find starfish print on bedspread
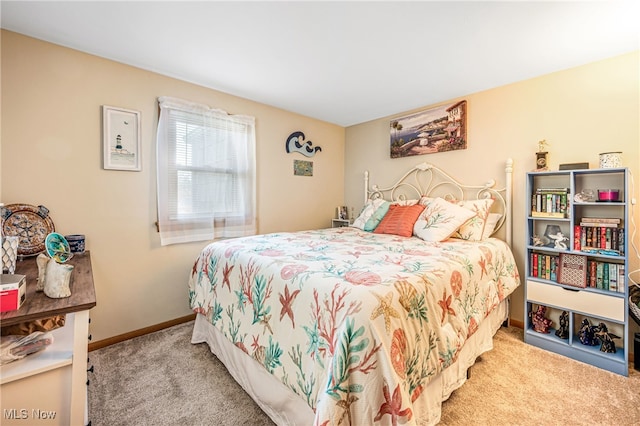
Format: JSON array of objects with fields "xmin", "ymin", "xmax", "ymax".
[
  {"xmin": 437, "ymin": 290, "xmax": 456, "ymax": 324},
  {"xmin": 279, "ymin": 284, "xmax": 301, "ymax": 328},
  {"xmin": 370, "ymin": 292, "xmax": 400, "ymax": 333},
  {"xmin": 374, "ymin": 381, "xmax": 413, "ymax": 426}
]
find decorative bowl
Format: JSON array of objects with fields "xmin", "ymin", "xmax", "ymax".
[{"xmin": 45, "ymin": 232, "xmax": 73, "ymax": 263}]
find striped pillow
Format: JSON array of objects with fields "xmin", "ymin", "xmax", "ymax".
[{"xmin": 373, "ymin": 204, "xmax": 425, "ymax": 237}]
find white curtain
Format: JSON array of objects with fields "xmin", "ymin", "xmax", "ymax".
[{"xmin": 156, "ymin": 96, "xmax": 256, "ymax": 246}]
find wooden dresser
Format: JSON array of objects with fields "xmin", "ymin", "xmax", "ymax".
[{"xmin": 1, "ymin": 251, "xmax": 96, "ymax": 425}]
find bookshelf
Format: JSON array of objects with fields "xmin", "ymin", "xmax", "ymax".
[{"xmin": 524, "ymin": 168, "xmax": 629, "ymax": 376}]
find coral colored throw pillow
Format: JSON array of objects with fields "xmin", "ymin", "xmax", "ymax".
[{"xmin": 373, "ymin": 204, "xmax": 425, "ymax": 237}]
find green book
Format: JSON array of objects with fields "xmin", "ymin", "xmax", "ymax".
[{"xmin": 596, "ymin": 262, "xmax": 604, "ymax": 289}]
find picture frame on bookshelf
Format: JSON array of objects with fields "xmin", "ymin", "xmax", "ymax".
[{"xmin": 557, "ymin": 253, "xmax": 587, "ymax": 288}]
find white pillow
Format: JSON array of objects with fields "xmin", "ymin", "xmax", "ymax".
[
  {"xmin": 351, "ymin": 198, "xmax": 387, "ymax": 230},
  {"xmin": 452, "ymin": 198, "xmax": 495, "ymax": 241},
  {"xmin": 413, "ymin": 197, "xmax": 476, "ymax": 242},
  {"xmin": 482, "ymin": 213, "xmax": 502, "ymax": 239}
]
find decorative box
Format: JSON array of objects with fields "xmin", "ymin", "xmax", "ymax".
[
  {"xmin": 557, "ymin": 254, "xmax": 587, "ymax": 288},
  {"xmin": 0, "ymin": 274, "xmax": 27, "ymax": 313}
]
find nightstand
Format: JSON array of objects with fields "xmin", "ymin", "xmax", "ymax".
[{"xmin": 331, "ymin": 219, "xmax": 351, "ymax": 228}]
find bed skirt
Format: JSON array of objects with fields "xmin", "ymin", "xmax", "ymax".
[{"xmin": 191, "ymin": 299, "xmax": 508, "ymax": 426}]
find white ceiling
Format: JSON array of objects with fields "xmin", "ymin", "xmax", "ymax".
[{"xmin": 1, "ymin": 1, "xmax": 638, "ymax": 127}]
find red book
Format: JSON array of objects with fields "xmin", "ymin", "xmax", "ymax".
[
  {"xmin": 600, "ymin": 227, "xmax": 606, "ymax": 249},
  {"xmin": 573, "ymin": 225, "xmax": 581, "ymax": 251}
]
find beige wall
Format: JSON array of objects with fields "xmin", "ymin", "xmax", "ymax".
[
  {"xmin": 1, "ymin": 31, "xmax": 345, "ymax": 342},
  {"xmin": 345, "ymin": 51, "xmax": 640, "ymax": 336},
  {"xmin": 2, "ymin": 29, "xmax": 638, "ymax": 344}
]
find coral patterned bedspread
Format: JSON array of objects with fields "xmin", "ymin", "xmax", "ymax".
[{"xmin": 188, "ymin": 227, "xmax": 520, "ymax": 425}]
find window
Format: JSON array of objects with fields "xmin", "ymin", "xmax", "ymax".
[{"xmin": 156, "ymin": 97, "xmax": 256, "ymax": 245}]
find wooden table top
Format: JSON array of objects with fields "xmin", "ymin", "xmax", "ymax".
[{"xmin": 0, "ymin": 251, "xmax": 97, "ymax": 327}]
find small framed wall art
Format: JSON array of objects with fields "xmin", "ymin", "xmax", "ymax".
[
  {"xmin": 102, "ymin": 105, "xmax": 141, "ymax": 171},
  {"xmin": 293, "ymin": 159, "xmax": 313, "ymax": 176}
]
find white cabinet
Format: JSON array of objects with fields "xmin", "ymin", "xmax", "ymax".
[
  {"xmin": 524, "ymin": 169, "xmax": 629, "ymax": 376},
  {"xmin": 1, "ymin": 252, "xmax": 96, "ymax": 425}
]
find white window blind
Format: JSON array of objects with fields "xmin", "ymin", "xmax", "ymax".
[{"xmin": 156, "ymin": 96, "xmax": 256, "ymax": 246}]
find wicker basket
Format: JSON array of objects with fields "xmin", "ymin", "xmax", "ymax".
[{"xmin": 630, "ymin": 283, "xmax": 640, "ymax": 327}]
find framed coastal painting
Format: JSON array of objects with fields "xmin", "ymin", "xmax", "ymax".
[
  {"xmin": 390, "ymin": 100, "xmax": 467, "ymax": 159},
  {"xmin": 102, "ymin": 105, "xmax": 141, "ymax": 171}
]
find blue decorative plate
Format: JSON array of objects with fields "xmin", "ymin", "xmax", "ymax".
[{"xmin": 45, "ymin": 232, "xmax": 73, "ymax": 263}]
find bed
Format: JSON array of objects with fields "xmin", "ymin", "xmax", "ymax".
[{"xmin": 189, "ymin": 159, "xmax": 520, "ymax": 425}]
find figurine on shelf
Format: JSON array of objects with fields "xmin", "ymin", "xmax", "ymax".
[
  {"xmin": 531, "ymin": 305, "xmax": 552, "ymax": 333},
  {"xmin": 555, "ymin": 311, "xmax": 569, "ymax": 339},
  {"xmin": 547, "ymin": 231, "xmax": 568, "ymax": 250},
  {"xmin": 578, "ymin": 318, "xmax": 599, "ymax": 346},
  {"xmin": 532, "ymin": 234, "xmax": 545, "ymax": 247},
  {"xmin": 595, "ymin": 322, "xmax": 619, "ymax": 354}
]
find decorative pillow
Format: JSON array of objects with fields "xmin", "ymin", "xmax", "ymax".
[
  {"xmin": 452, "ymin": 198, "xmax": 495, "ymax": 241},
  {"xmin": 351, "ymin": 199, "xmax": 387, "ymax": 230},
  {"xmin": 392, "ymin": 199, "xmax": 420, "ymax": 206},
  {"xmin": 482, "ymin": 213, "xmax": 503, "ymax": 239},
  {"xmin": 363, "ymin": 201, "xmax": 390, "ymax": 231},
  {"xmin": 413, "ymin": 197, "xmax": 476, "ymax": 242},
  {"xmin": 373, "ymin": 204, "xmax": 425, "ymax": 237}
]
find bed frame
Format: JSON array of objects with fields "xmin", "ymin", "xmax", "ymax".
[{"xmin": 364, "ymin": 158, "xmax": 514, "ymax": 245}]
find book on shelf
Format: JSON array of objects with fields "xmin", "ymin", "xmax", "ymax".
[
  {"xmin": 574, "ymin": 225, "xmax": 581, "ymax": 251},
  {"xmin": 595, "ymin": 262, "xmax": 604, "ymax": 289},
  {"xmin": 584, "ymin": 261, "xmax": 624, "ymax": 293},
  {"xmin": 529, "ymin": 252, "xmax": 560, "ymax": 281},
  {"xmin": 579, "ymin": 222, "xmax": 619, "ymax": 228},
  {"xmin": 580, "ymin": 217, "xmax": 621, "ymax": 224},
  {"xmin": 535, "ymin": 188, "xmax": 570, "ymax": 194},
  {"xmin": 545, "ymin": 255, "xmax": 551, "ymax": 280},
  {"xmin": 532, "ymin": 189, "xmax": 569, "ymax": 217},
  {"xmin": 588, "ymin": 260, "xmax": 597, "ymax": 288},
  {"xmin": 608, "ymin": 263, "xmax": 618, "ymax": 292},
  {"xmin": 578, "ymin": 227, "xmax": 625, "ymax": 254},
  {"xmin": 531, "ymin": 211, "xmax": 566, "ymax": 218}
]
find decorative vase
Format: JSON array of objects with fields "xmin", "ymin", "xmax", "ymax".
[{"xmin": 2, "ymin": 236, "xmax": 19, "ymax": 274}]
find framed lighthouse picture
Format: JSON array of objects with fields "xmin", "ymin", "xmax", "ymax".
[{"xmin": 102, "ymin": 105, "xmax": 141, "ymax": 171}]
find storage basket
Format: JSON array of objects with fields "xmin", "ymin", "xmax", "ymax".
[{"xmin": 630, "ymin": 283, "xmax": 640, "ymax": 327}]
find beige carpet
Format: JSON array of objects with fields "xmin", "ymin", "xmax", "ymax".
[
  {"xmin": 440, "ymin": 326, "xmax": 640, "ymax": 425},
  {"xmin": 88, "ymin": 322, "xmax": 640, "ymax": 425}
]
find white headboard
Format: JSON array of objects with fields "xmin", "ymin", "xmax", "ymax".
[{"xmin": 364, "ymin": 159, "xmax": 514, "ymax": 245}]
